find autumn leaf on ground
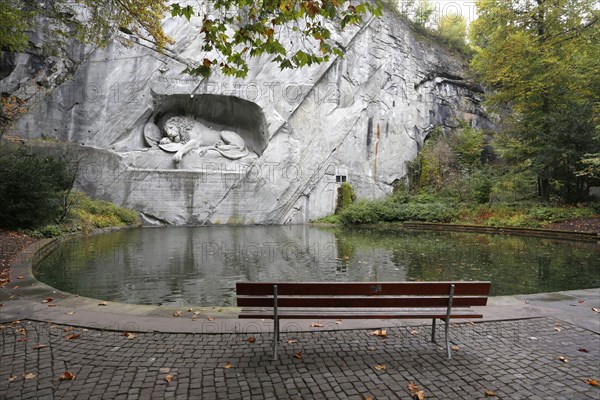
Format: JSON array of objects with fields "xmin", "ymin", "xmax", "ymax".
[
  {"xmin": 592, "ymin": 307, "xmax": 600, "ymax": 313},
  {"xmin": 578, "ymin": 348, "xmax": 589, "ymax": 353},
  {"xmin": 42, "ymin": 297, "xmax": 53, "ymax": 303},
  {"xmin": 59, "ymin": 371, "xmax": 76, "ymax": 381},
  {"xmin": 7, "ymin": 375, "xmax": 16, "ymax": 382},
  {"xmin": 207, "ymin": 316, "xmax": 215, "ymax": 321},
  {"xmin": 33, "ymin": 344, "xmax": 47, "ymax": 349},
  {"xmin": 374, "ymin": 364, "xmax": 386, "ymax": 371},
  {"xmin": 584, "ymin": 378, "xmax": 599, "ymax": 387},
  {"xmin": 310, "ymin": 322, "xmax": 323, "ymax": 328},
  {"xmin": 451, "ymin": 345, "xmax": 460, "ymax": 351},
  {"xmin": 15, "ymin": 328, "xmax": 26, "ymax": 335},
  {"xmin": 484, "ymin": 389, "xmax": 497, "ymax": 397},
  {"xmin": 159, "ymin": 367, "xmax": 170, "ymax": 373},
  {"xmin": 17, "ymin": 275, "xmax": 23, "ymax": 279},
  {"xmin": 287, "ymin": 339, "xmax": 297, "ymax": 344},
  {"xmin": 164, "ymin": 374, "xmax": 174, "ymax": 383},
  {"xmin": 365, "ymin": 396, "xmax": 374, "ymax": 400},
  {"xmin": 123, "ymin": 332, "xmax": 137, "ymax": 340},
  {"xmin": 98, "ymin": 301, "xmax": 108, "ymax": 306},
  {"xmin": 558, "ymin": 356, "xmax": 568, "ymax": 363},
  {"xmin": 246, "ymin": 336, "xmax": 256, "ymax": 343},
  {"xmin": 22, "ymin": 373, "xmax": 36, "ymax": 380},
  {"xmin": 224, "ymin": 362, "xmax": 233, "ymax": 369},
  {"xmin": 554, "ymin": 327, "xmax": 562, "ymax": 332},
  {"xmin": 65, "ymin": 333, "xmax": 81, "ymax": 340},
  {"xmin": 368, "ymin": 329, "xmax": 387, "ymax": 337},
  {"xmin": 65, "ymin": 311, "xmax": 74, "ymax": 315},
  {"xmin": 187, "ymin": 308, "xmax": 193, "ymax": 312},
  {"xmin": 63, "ymin": 327, "xmax": 74, "ymax": 332},
  {"xmin": 409, "ymin": 330, "xmax": 420, "ymax": 336},
  {"xmin": 173, "ymin": 311, "xmax": 182, "ymax": 317},
  {"xmin": 578, "ymin": 298, "xmax": 585, "ymax": 304},
  {"xmin": 408, "ymin": 382, "xmax": 425, "ymax": 400},
  {"xmin": 335, "ymin": 319, "xmax": 342, "ymax": 325},
  {"xmin": 193, "ymin": 311, "xmax": 201, "ymax": 315},
  {"xmin": 367, "ymin": 346, "xmax": 376, "ymax": 351},
  {"xmin": 294, "ymin": 351, "xmax": 303, "ymax": 360}
]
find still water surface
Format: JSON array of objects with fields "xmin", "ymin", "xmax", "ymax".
[{"xmin": 34, "ymin": 226, "xmax": 600, "ymax": 306}]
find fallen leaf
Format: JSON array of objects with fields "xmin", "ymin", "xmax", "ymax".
[
  {"xmin": 33, "ymin": 344, "xmax": 47, "ymax": 349},
  {"xmin": 592, "ymin": 307, "xmax": 600, "ymax": 313},
  {"xmin": 65, "ymin": 333, "xmax": 81, "ymax": 340},
  {"xmin": 584, "ymin": 378, "xmax": 599, "ymax": 387},
  {"xmin": 374, "ymin": 364, "xmax": 386, "ymax": 371},
  {"xmin": 294, "ymin": 352, "xmax": 303, "ymax": 360},
  {"xmin": 558, "ymin": 356, "xmax": 568, "ymax": 363},
  {"xmin": 63, "ymin": 327, "xmax": 74, "ymax": 332},
  {"xmin": 193, "ymin": 311, "xmax": 201, "ymax": 315},
  {"xmin": 42, "ymin": 297, "xmax": 53, "ymax": 303},
  {"xmin": 12, "ymin": 285, "xmax": 19, "ymax": 289},
  {"xmin": 578, "ymin": 298, "xmax": 585, "ymax": 304},
  {"xmin": 310, "ymin": 322, "xmax": 323, "ymax": 328},
  {"xmin": 409, "ymin": 330, "xmax": 420, "ymax": 336},
  {"xmin": 15, "ymin": 328, "xmax": 26, "ymax": 335},
  {"xmin": 408, "ymin": 382, "xmax": 425, "ymax": 400},
  {"xmin": 578, "ymin": 348, "xmax": 589, "ymax": 353},
  {"xmin": 207, "ymin": 316, "xmax": 215, "ymax": 321},
  {"xmin": 159, "ymin": 367, "xmax": 171, "ymax": 373},
  {"xmin": 368, "ymin": 329, "xmax": 387, "ymax": 337},
  {"xmin": 484, "ymin": 389, "xmax": 497, "ymax": 397},
  {"xmin": 451, "ymin": 345, "xmax": 460, "ymax": 351},
  {"xmin": 7, "ymin": 375, "xmax": 16, "ymax": 382},
  {"xmin": 187, "ymin": 308, "xmax": 193, "ymax": 312},
  {"xmin": 17, "ymin": 275, "xmax": 24, "ymax": 279},
  {"xmin": 164, "ymin": 374, "xmax": 174, "ymax": 383},
  {"xmin": 123, "ymin": 332, "xmax": 137, "ymax": 340},
  {"xmin": 98, "ymin": 301, "xmax": 108, "ymax": 306},
  {"xmin": 66, "ymin": 311, "xmax": 74, "ymax": 315},
  {"xmin": 246, "ymin": 336, "xmax": 256, "ymax": 343},
  {"xmin": 367, "ymin": 346, "xmax": 376, "ymax": 351},
  {"xmin": 173, "ymin": 311, "xmax": 182, "ymax": 317},
  {"xmin": 22, "ymin": 373, "xmax": 36, "ymax": 380},
  {"xmin": 287, "ymin": 339, "xmax": 297, "ymax": 344},
  {"xmin": 224, "ymin": 362, "xmax": 233, "ymax": 369},
  {"xmin": 335, "ymin": 319, "xmax": 342, "ymax": 325},
  {"xmin": 59, "ymin": 371, "xmax": 76, "ymax": 381},
  {"xmin": 365, "ymin": 397, "xmax": 374, "ymax": 400},
  {"xmin": 529, "ymin": 336, "xmax": 538, "ymax": 340},
  {"xmin": 48, "ymin": 304, "xmax": 57, "ymax": 307},
  {"xmin": 554, "ymin": 327, "xmax": 562, "ymax": 332}
]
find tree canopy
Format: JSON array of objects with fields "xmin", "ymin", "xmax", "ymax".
[
  {"xmin": 1, "ymin": 0, "xmax": 381, "ymax": 78},
  {"xmin": 470, "ymin": 0, "xmax": 600, "ymax": 202}
]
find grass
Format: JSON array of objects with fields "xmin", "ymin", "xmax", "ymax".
[{"xmin": 27, "ymin": 191, "xmax": 141, "ymax": 238}]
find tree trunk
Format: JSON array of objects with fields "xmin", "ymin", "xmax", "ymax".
[{"xmin": 538, "ymin": 176, "xmax": 550, "ymax": 202}]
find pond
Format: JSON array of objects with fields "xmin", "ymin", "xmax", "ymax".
[{"xmin": 34, "ymin": 225, "xmax": 600, "ymax": 307}]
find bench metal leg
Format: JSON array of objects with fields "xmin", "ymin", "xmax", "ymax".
[
  {"xmin": 444, "ymin": 317, "xmax": 451, "ymax": 359},
  {"xmin": 431, "ymin": 318, "xmax": 437, "ymax": 343},
  {"xmin": 273, "ymin": 317, "xmax": 279, "ymax": 361}
]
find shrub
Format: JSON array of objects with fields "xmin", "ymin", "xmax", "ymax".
[
  {"xmin": 335, "ymin": 183, "xmax": 356, "ymax": 214},
  {"xmin": 0, "ymin": 151, "xmax": 76, "ymax": 228}
]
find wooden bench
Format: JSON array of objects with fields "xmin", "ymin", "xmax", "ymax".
[{"xmin": 236, "ymin": 281, "xmax": 491, "ymax": 360}]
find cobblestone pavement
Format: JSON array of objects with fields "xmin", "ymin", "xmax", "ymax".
[{"xmin": 0, "ymin": 317, "xmax": 598, "ymax": 399}]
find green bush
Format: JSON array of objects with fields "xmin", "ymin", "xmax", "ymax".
[
  {"xmin": 340, "ymin": 199, "xmax": 457, "ymax": 224},
  {"xmin": 0, "ymin": 151, "xmax": 75, "ymax": 228},
  {"xmin": 335, "ymin": 183, "xmax": 356, "ymax": 214}
]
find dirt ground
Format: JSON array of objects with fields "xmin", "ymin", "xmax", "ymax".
[{"xmin": 548, "ymin": 216, "xmax": 600, "ymax": 234}]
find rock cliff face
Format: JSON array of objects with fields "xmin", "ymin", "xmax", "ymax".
[{"xmin": 2, "ymin": 6, "xmax": 494, "ymax": 225}]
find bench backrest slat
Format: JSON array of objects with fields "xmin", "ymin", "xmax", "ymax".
[
  {"xmin": 236, "ymin": 282, "xmax": 490, "ymax": 296},
  {"xmin": 237, "ymin": 296, "xmax": 489, "ymax": 308}
]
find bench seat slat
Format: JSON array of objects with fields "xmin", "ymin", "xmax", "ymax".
[
  {"xmin": 236, "ymin": 281, "xmax": 491, "ymax": 296},
  {"xmin": 239, "ymin": 307, "xmax": 483, "ymax": 320},
  {"xmin": 236, "ymin": 296, "xmax": 489, "ymax": 308}
]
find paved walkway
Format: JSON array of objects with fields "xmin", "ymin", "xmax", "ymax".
[{"xmin": 1, "ymin": 241, "xmax": 599, "ymax": 399}]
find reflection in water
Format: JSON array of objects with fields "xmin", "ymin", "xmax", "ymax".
[{"xmin": 34, "ymin": 226, "xmax": 600, "ymax": 306}]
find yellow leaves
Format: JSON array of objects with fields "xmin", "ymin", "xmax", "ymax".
[
  {"xmin": 7, "ymin": 375, "xmax": 17, "ymax": 382},
  {"xmin": 592, "ymin": 307, "xmax": 600, "ymax": 314},
  {"xmin": 287, "ymin": 339, "xmax": 298, "ymax": 345},
  {"xmin": 123, "ymin": 332, "xmax": 137, "ymax": 340},
  {"xmin": 451, "ymin": 345, "xmax": 460, "ymax": 352},
  {"xmin": 42, "ymin": 297, "xmax": 53, "ymax": 303},
  {"xmin": 224, "ymin": 362, "xmax": 233, "ymax": 369},
  {"xmin": 310, "ymin": 322, "xmax": 323, "ymax": 328},
  {"xmin": 164, "ymin": 374, "xmax": 174, "ymax": 383},
  {"xmin": 484, "ymin": 389, "xmax": 497, "ymax": 397},
  {"xmin": 65, "ymin": 333, "xmax": 81, "ymax": 341},
  {"xmin": 408, "ymin": 382, "xmax": 426, "ymax": 399},
  {"xmin": 374, "ymin": 364, "xmax": 386, "ymax": 371},
  {"xmin": 294, "ymin": 351, "xmax": 303, "ymax": 360},
  {"xmin": 584, "ymin": 378, "xmax": 599, "ymax": 387},
  {"xmin": 558, "ymin": 355, "xmax": 568, "ymax": 363},
  {"xmin": 98, "ymin": 301, "xmax": 108, "ymax": 306},
  {"xmin": 22, "ymin": 373, "xmax": 36, "ymax": 380},
  {"xmin": 207, "ymin": 316, "xmax": 216, "ymax": 321},
  {"xmin": 246, "ymin": 336, "xmax": 256, "ymax": 343},
  {"xmin": 33, "ymin": 344, "xmax": 47, "ymax": 350},
  {"xmin": 59, "ymin": 371, "xmax": 76, "ymax": 381},
  {"xmin": 368, "ymin": 329, "xmax": 387, "ymax": 337},
  {"xmin": 173, "ymin": 311, "xmax": 182, "ymax": 317}
]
